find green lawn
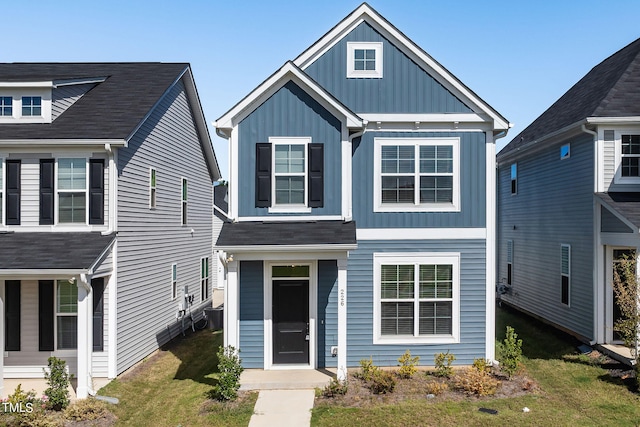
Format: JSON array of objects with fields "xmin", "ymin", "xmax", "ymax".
[
  {"xmin": 97, "ymin": 329, "xmax": 256, "ymax": 427},
  {"xmin": 311, "ymin": 304, "xmax": 640, "ymax": 427}
]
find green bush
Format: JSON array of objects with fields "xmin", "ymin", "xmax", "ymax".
[
  {"xmin": 321, "ymin": 378, "xmax": 348, "ymax": 398},
  {"xmin": 355, "ymin": 357, "xmax": 379, "ymax": 381},
  {"xmin": 369, "ymin": 369, "xmax": 396, "ymax": 394},
  {"xmin": 210, "ymin": 345, "xmax": 244, "ymax": 401},
  {"xmin": 433, "ymin": 351, "xmax": 456, "ymax": 378},
  {"xmin": 397, "ymin": 350, "xmax": 420, "ymax": 379},
  {"xmin": 44, "ymin": 356, "xmax": 72, "ymax": 411},
  {"xmin": 501, "ymin": 326, "xmax": 523, "ymax": 378}
]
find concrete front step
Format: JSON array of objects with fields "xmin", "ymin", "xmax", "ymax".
[{"xmin": 240, "ymin": 368, "xmax": 335, "ymax": 390}]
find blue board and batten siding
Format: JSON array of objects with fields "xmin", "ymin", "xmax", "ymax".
[
  {"xmin": 348, "ymin": 240, "xmax": 487, "ymax": 366},
  {"xmin": 498, "ymin": 134, "xmax": 594, "ymax": 340},
  {"xmin": 238, "ymin": 81, "xmax": 342, "ymax": 217},
  {"xmin": 353, "ymin": 131, "xmax": 486, "ymax": 228},
  {"xmin": 305, "ymin": 22, "xmax": 472, "ymax": 114}
]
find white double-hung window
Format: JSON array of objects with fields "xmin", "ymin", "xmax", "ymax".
[
  {"xmin": 57, "ymin": 158, "xmax": 87, "ymax": 223},
  {"xmin": 374, "ymin": 138, "xmax": 459, "ymax": 212},
  {"xmin": 373, "ymin": 253, "xmax": 460, "ymax": 344}
]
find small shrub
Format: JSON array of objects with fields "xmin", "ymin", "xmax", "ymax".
[
  {"xmin": 454, "ymin": 368, "xmax": 500, "ymax": 396},
  {"xmin": 501, "ymin": 326, "xmax": 523, "ymax": 378},
  {"xmin": 397, "ymin": 350, "xmax": 420, "ymax": 379},
  {"xmin": 44, "ymin": 356, "xmax": 72, "ymax": 411},
  {"xmin": 64, "ymin": 398, "xmax": 109, "ymax": 421},
  {"xmin": 472, "ymin": 358, "xmax": 490, "ymax": 373},
  {"xmin": 369, "ymin": 369, "xmax": 396, "ymax": 394},
  {"xmin": 424, "ymin": 380, "xmax": 449, "ymax": 396},
  {"xmin": 433, "ymin": 351, "xmax": 456, "ymax": 378},
  {"xmin": 321, "ymin": 378, "xmax": 348, "ymax": 398},
  {"xmin": 210, "ymin": 345, "xmax": 244, "ymax": 401},
  {"xmin": 355, "ymin": 357, "xmax": 379, "ymax": 381}
]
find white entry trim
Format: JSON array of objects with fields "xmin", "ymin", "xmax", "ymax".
[{"xmin": 263, "ymin": 261, "xmax": 317, "ymax": 370}]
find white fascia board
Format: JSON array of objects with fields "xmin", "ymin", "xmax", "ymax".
[
  {"xmin": 359, "ymin": 113, "xmax": 487, "ymax": 123},
  {"xmin": 586, "ymin": 117, "xmax": 640, "ymax": 125},
  {"xmin": 215, "ymin": 62, "xmax": 362, "ymax": 130},
  {"xmin": 293, "ymin": 4, "xmax": 509, "ymax": 131},
  {"xmin": 0, "ymin": 81, "xmax": 53, "ymax": 88},
  {"xmin": 53, "ymin": 77, "xmax": 108, "ymax": 88},
  {"xmin": 357, "ymin": 228, "xmax": 486, "ymax": 240},
  {"xmin": 0, "ymin": 269, "xmax": 88, "ymax": 278},
  {"xmin": 237, "ymin": 215, "xmax": 343, "ymax": 222},
  {"xmin": 87, "ymin": 238, "xmax": 116, "ymax": 275},
  {"xmin": 0, "ymin": 139, "xmax": 127, "ymax": 147},
  {"xmin": 217, "ymin": 244, "xmax": 357, "ymax": 253}
]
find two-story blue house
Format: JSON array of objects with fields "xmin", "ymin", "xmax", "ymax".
[
  {"xmin": 498, "ymin": 37, "xmax": 640, "ymax": 351},
  {"xmin": 215, "ymin": 3, "xmax": 509, "ymax": 379},
  {"xmin": 0, "ymin": 63, "xmax": 220, "ymax": 398}
]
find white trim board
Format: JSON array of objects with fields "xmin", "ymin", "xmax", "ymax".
[{"xmin": 357, "ymin": 228, "xmax": 486, "ymax": 240}]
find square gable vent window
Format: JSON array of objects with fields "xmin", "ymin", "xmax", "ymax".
[{"xmin": 347, "ymin": 42, "xmax": 383, "ymax": 78}]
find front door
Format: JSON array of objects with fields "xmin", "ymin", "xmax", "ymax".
[{"xmin": 272, "ymin": 280, "xmax": 309, "ymax": 364}]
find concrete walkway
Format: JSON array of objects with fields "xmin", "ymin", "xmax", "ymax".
[{"xmin": 249, "ymin": 389, "xmax": 315, "ymax": 427}]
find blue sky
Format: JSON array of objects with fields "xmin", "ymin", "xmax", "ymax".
[{"xmin": 4, "ymin": 0, "xmax": 640, "ymax": 178}]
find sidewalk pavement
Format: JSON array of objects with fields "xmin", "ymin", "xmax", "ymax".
[{"xmin": 248, "ymin": 389, "xmax": 316, "ymax": 427}]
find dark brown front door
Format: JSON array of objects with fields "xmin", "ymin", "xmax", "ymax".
[{"xmin": 273, "ymin": 280, "xmax": 309, "ymax": 364}]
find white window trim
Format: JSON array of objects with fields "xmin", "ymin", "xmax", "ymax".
[
  {"xmin": 614, "ymin": 130, "xmax": 640, "ymax": 184},
  {"xmin": 268, "ymin": 137, "xmax": 312, "ymax": 214},
  {"xmin": 347, "ymin": 42, "xmax": 383, "ymax": 78},
  {"xmin": 374, "ymin": 138, "xmax": 460, "ymax": 212},
  {"xmin": 171, "ymin": 263, "xmax": 177, "ymax": 301},
  {"xmin": 200, "ymin": 257, "xmax": 210, "ymax": 302},
  {"xmin": 181, "ymin": 177, "xmax": 187, "ymax": 225},
  {"xmin": 149, "ymin": 168, "xmax": 157, "ymax": 209},
  {"xmin": 561, "ymin": 244, "xmax": 571, "ymax": 306},
  {"xmin": 0, "ymin": 87, "xmax": 52, "ymax": 123},
  {"xmin": 55, "ymin": 279, "xmax": 78, "ymax": 351},
  {"xmin": 55, "ymin": 157, "xmax": 89, "ymax": 225},
  {"xmin": 373, "ymin": 252, "xmax": 460, "ymax": 345}
]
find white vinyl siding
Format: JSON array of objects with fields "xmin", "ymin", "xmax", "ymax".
[{"xmin": 373, "ymin": 253, "xmax": 460, "ymax": 344}]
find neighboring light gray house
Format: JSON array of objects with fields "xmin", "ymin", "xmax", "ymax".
[
  {"xmin": 497, "ymin": 38, "xmax": 640, "ymax": 347},
  {"xmin": 0, "ymin": 63, "xmax": 220, "ymax": 398},
  {"xmin": 214, "ymin": 3, "xmax": 509, "ymax": 380}
]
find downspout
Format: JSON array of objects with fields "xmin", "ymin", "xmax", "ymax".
[
  {"xmin": 582, "ymin": 123, "xmax": 600, "ymax": 346},
  {"xmin": 345, "ymin": 121, "xmax": 367, "ymax": 221},
  {"xmin": 78, "ymin": 273, "xmax": 97, "ymax": 397},
  {"xmin": 102, "ymin": 144, "xmax": 117, "ymax": 236}
]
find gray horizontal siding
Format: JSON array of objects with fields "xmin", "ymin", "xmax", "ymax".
[
  {"xmin": 318, "ymin": 260, "xmax": 338, "ymax": 369},
  {"xmin": 346, "ymin": 239, "xmax": 487, "ymax": 367},
  {"xmin": 238, "ymin": 81, "xmax": 342, "ymax": 218},
  {"xmin": 353, "ymin": 131, "xmax": 486, "ymax": 228},
  {"xmin": 115, "ymin": 79, "xmax": 213, "ymax": 374},
  {"xmin": 498, "ymin": 134, "xmax": 594, "ymax": 340},
  {"xmin": 52, "ymin": 83, "xmax": 97, "ymax": 121},
  {"xmin": 239, "ymin": 261, "xmax": 264, "ymax": 368},
  {"xmin": 304, "ymin": 21, "xmax": 472, "ymax": 114}
]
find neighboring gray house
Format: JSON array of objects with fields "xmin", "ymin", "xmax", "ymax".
[
  {"xmin": 497, "ymin": 38, "xmax": 640, "ymax": 347},
  {"xmin": 215, "ymin": 3, "xmax": 509, "ymax": 380},
  {"xmin": 0, "ymin": 63, "xmax": 220, "ymax": 398}
]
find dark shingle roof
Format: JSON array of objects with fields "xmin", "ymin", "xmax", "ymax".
[
  {"xmin": 0, "ymin": 63, "xmax": 188, "ymax": 140},
  {"xmin": 596, "ymin": 192, "xmax": 640, "ymax": 229},
  {"xmin": 216, "ymin": 221, "xmax": 357, "ymax": 248},
  {"xmin": 0, "ymin": 232, "xmax": 114, "ymax": 270},
  {"xmin": 499, "ymin": 38, "xmax": 640, "ymax": 159}
]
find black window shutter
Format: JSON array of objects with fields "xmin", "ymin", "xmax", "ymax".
[
  {"xmin": 5, "ymin": 280, "xmax": 20, "ymax": 351},
  {"xmin": 38, "ymin": 280, "xmax": 54, "ymax": 351},
  {"xmin": 255, "ymin": 143, "xmax": 272, "ymax": 207},
  {"xmin": 308, "ymin": 143, "xmax": 324, "ymax": 208},
  {"xmin": 89, "ymin": 159, "xmax": 104, "ymax": 225},
  {"xmin": 6, "ymin": 160, "xmax": 20, "ymax": 225},
  {"xmin": 92, "ymin": 277, "xmax": 105, "ymax": 351},
  {"xmin": 39, "ymin": 159, "xmax": 54, "ymax": 225}
]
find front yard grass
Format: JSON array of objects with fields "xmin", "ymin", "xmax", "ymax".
[
  {"xmin": 97, "ymin": 329, "xmax": 256, "ymax": 427},
  {"xmin": 311, "ymin": 304, "xmax": 640, "ymax": 426}
]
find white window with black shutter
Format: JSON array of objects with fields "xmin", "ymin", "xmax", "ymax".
[{"xmin": 255, "ymin": 137, "xmax": 324, "ymax": 213}]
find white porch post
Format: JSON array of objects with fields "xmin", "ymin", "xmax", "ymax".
[
  {"xmin": 337, "ymin": 258, "xmax": 348, "ymax": 381},
  {"xmin": 0, "ymin": 281, "xmax": 5, "ymax": 396},
  {"xmin": 225, "ymin": 260, "xmax": 239, "ymax": 349},
  {"xmin": 76, "ymin": 278, "xmax": 93, "ymax": 399}
]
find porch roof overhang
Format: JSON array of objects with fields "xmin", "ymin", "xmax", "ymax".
[
  {"xmin": 596, "ymin": 192, "xmax": 640, "ymax": 233},
  {"xmin": 216, "ymin": 220, "xmax": 357, "ymax": 253},
  {"xmin": 0, "ymin": 232, "xmax": 115, "ymax": 274}
]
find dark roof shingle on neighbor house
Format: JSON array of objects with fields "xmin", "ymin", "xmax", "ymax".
[
  {"xmin": 0, "ymin": 62, "xmax": 189, "ymax": 140},
  {"xmin": 499, "ymin": 37, "xmax": 640, "ymax": 159},
  {"xmin": 0, "ymin": 232, "xmax": 114, "ymax": 270},
  {"xmin": 216, "ymin": 220, "xmax": 357, "ymax": 248}
]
